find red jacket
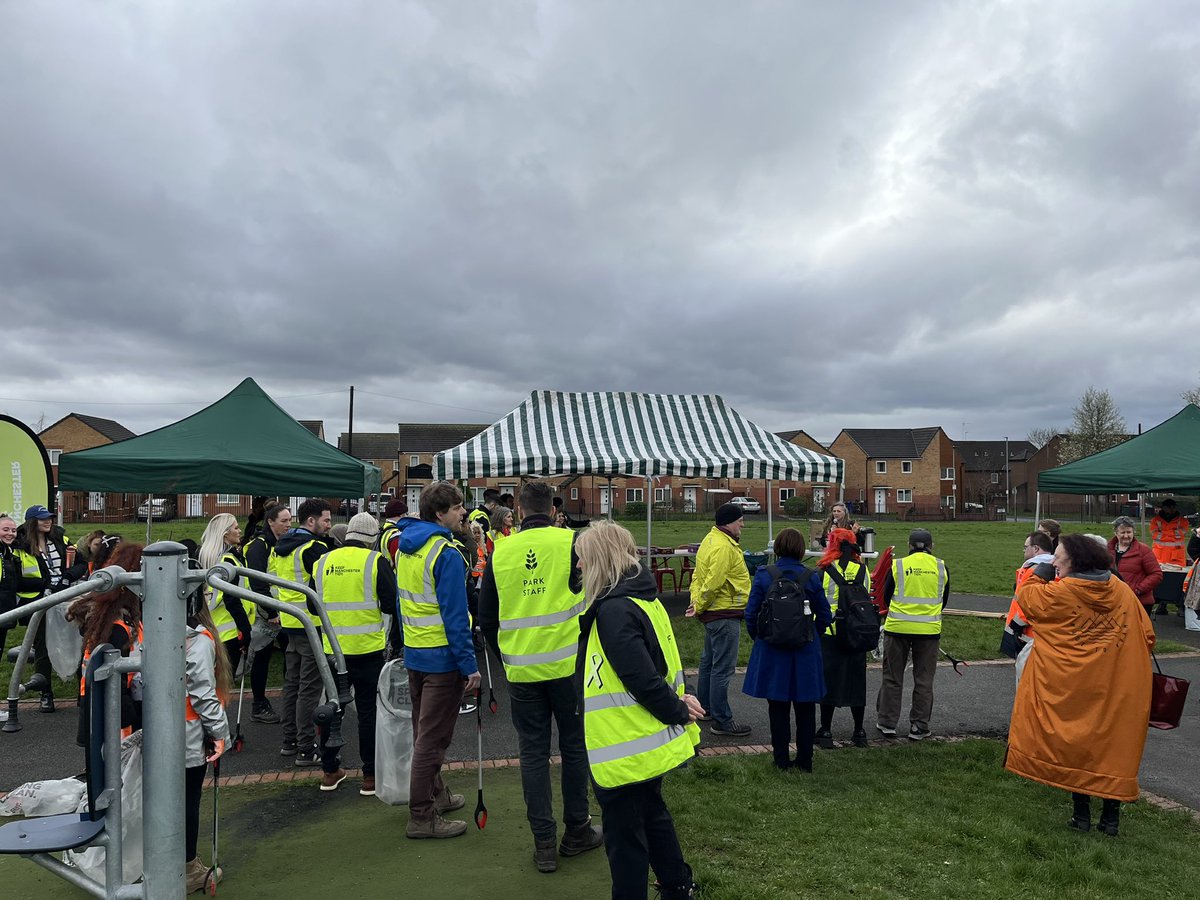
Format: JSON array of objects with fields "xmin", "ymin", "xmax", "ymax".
[{"xmin": 1107, "ymin": 537, "xmax": 1163, "ymax": 606}]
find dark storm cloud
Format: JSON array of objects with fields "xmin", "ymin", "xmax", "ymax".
[{"xmin": 2, "ymin": 1, "xmax": 1198, "ymax": 444}]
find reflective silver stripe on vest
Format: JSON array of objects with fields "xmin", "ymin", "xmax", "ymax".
[
  {"xmin": 887, "ymin": 610, "xmax": 941, "ymax": 624},
  {"xmin": 397, "ymin": 539, "xmax": 449, "ymax": 605},
  {"xmin": 584, "ymin": 691, "xmax": 641, "ymax": 713},
  {"xmin": 672, "ymin": 671, "xmax": 685, "ymax": 690},
  {"xmin": 499, "ymin": 599, "xmax": 588, "ymax": 631},
  {"xmin": 402, "ymin": 611, "xmax": 445, "ymax": 627},
  {"xmin": 589, "ymin": 724, "xmax": 688, "ymax": 765},
  {"xmin": 1157, "ymin": 541, "xmax": 1183, "ymax": 547},
  {"xmin": 893, "ymin": 558, "xmax": 946, "ymax": 605},
  {"xmin": 294, "ymin": 548, "xmax": 306, "ymax": 582},
  {"xmin": 213, "ymin": 619, "xmax": 237, "ymax": 636},
  {"xmin": 331, "ymin": 623, "xmax": 384, "ymax": 636},
  {"xmin": 500, "ymin": 642, "xmax": 578, "ymax": 668}
]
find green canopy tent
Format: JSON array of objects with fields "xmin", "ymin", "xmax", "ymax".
[
  {"xmin": 1036, "ymin": 404, "xmax": 1200, "ymax": 530},
  {"xmin": 59, "ymin": 378, "xmax": 380, "ymax": 501}
]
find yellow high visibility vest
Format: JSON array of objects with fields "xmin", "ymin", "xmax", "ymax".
[
  {"xmin": 468, "ymin": 508, "xmax": 491, "ymax": 530},
  {"xmin": 582, "ymin": 596, "xmax": 700, "ymax": 789},
  {"xmin": 395, "ymin": 534, "xmax": 452, "ymax": 649},
  {"xmin": 267, "ymin": 539, "xmax": 320, "ymax": 629},
  {"xmin": 314, "ymin": 546, "xmax": 385, "ymax": 656},
  {"xmin": 884, "ymin": 552, "xmax": 947, "ymax": 636},
  {"xmin": 822, "ymin": 559, "xmax": 871, "ymax": 637},
  {"xmin": 209, "ymin": 550, "xmax": 253, "ymax": 641},
  {"xmin": 15, "ymin": 549, "xmax": 43, "ymax": 600},
  {"xmin": 492, "ymin": 527, "xmax": 584, "ymax": 682}
]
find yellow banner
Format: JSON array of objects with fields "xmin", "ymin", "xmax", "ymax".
[{"xmin": 0, "ymin": 415, "xmax": 53, "ymax": 519}]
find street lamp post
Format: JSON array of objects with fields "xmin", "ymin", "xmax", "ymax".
[{"xmin": 1004, "ymin": 436, "xmax": 1010, "ymax": 522}]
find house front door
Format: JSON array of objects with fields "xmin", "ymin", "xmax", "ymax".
[
  {"xmin": 874, "ymin": 488, "xmax": 888, "ymax": 514},
  {"xmin": 187, "ymin": 494, "xmax": 204, "ymax": 517}
]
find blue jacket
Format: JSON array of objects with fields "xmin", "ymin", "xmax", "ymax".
[
  {"xmin": 742, "ymin": 557, "xmax": 832, "ymax": 703},
  {"xmin": 397, "ymin": 520, "xmax": 477, "ymax": 677}
]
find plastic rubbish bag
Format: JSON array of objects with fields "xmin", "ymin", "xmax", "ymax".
[
  {"xmin": 66, "ymin": 730, "xmax": 145, "ymax": 886},
  {"xmin": 0, "ymin": 777, "xmax": 87, "ymax": 817},
  {"xmin": 1185, "ymin": 606, "xmax": 1200, "ymax": 632},
  {"xmin": 46, "ymin": 601, "xmax": 84, "ymax": 681},
  {"xmin": 250, "ymin": 616, "xmax": 280, "ymax": 654},
  {"xmin": 375, "ymin": 659, "xmax": 413, "ymax": 806}
]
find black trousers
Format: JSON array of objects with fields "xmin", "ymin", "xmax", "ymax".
[
  {"xmin": 767, "ymin": 700, "xmax": 815, "ymax": 770},
  {"xmin": 594, "ymin": 776, "xmax": 690, "ymax": 900},
  {"xmin": 319, "ymin": 651, "xmax": 384, "ymax": 775},
  {"xmin": 185, "ymin": 762, "xmax": 209, "ymax": 861}
]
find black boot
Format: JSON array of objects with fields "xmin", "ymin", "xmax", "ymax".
[
  {"xmin": 1068, "ymin": 793, "xmax": 1091, "ymax": 832},
  {"xmin": 1097, "ymin": 800, "xmax": 1120, "ymax": 837}
]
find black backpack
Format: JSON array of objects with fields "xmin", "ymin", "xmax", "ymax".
[
  {"xmin": 757, "ymin": 565, "xmax": 814, "ymax": 650},
  {"xmin": 825, "ymin": 564, "xmax": 880, "ymax": 653}
]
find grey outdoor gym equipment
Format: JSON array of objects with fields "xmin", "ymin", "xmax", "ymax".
[{"xmin": 0, "ymin": 542, "xmax": 350, "ymax": 898}]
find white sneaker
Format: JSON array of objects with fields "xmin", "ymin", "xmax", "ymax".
[
  {"xmin": 0, "ymin": 709, "xmax": 8, "ymax": 723},
  {"xmin": 876, "ymin": 723, "xmax": 897, "ymax": 736},
  {"xmin": 459, "ymin": 699, "xmax": 477, "ymax": 715}
]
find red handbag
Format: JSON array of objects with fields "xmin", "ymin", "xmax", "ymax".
[{"xmin": 1149, "ymin": 652, "xmax": 1190, "ymax": 730}]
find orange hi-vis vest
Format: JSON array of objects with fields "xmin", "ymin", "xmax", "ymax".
[{"xmin": 1150, "ymin": 515, "xmax": 1189, "ymax": 567}]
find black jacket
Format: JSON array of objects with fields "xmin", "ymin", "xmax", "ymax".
[
  {"xmin": 1188, "ymin": 531, "xmax": 1200, "ymax": 563},
  {"xmin": 1, "ymin": 542, "xmax": 49, "ymax": 614},
  {"xmin": 575, "ymin": 565, "xmax": 689, "ymax": 729},
  {"xmin": 243, "ymin": 528, "xmax": 278, "ymax": 598},
  {"xmin": 16, "ymin": 522, "xmax": 86, "ymax": 589},
  {"xmin": 478, "ymin": 514, "xmax": 582, "ymax": 659}
]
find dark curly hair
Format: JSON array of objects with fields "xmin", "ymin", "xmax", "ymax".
[{"xmin": 66, "ymin": 543, "xmax": 144, "ymax": 654}]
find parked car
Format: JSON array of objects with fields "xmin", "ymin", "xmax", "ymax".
[
  {"xmin": 337, "ymin": 500, "xmax": 360, "ymax": 516},
  {"xmin": 962, "ymin": 502, "xmax": 984, "ymax": 512},
  {"xmin": 136, "ymin": 498, "xmax": 175, "ymax": 521},
  {"xmin": 729, "ymin": 496, "xmax": 761, "ymax": 513}
]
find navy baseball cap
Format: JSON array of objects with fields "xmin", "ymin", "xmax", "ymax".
[{"xmin": 25, "ymin": 505, "xmax": 53, "ymax": 521}]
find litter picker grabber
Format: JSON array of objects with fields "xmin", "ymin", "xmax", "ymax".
[
  {"xmin": 940, "ymin": 647, "xmax": 968, "ymax": 676},
  {"xmin": 232, "ymin": 647, "xmax": 248, "ymax": 753},
  {"xmin": 483, "ymin": 642, "xmax": 497, "ymax": 714},
  {"xmin": 204, "ymin": 752, "xmax": 221, "ymax": 895},
  {"xmin": 474, "ymin": 687, "xmax": 488, "ymax": 830}
]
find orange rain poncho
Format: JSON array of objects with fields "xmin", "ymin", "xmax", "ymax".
[{"xmin": 1005, "ymin": 571, "xmax": 1155, "ymax": 801}]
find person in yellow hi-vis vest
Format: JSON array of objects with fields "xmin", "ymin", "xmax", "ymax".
[
  {"xmin": 875, "ymin": 529, "xmax": 950, "ymax": 741},
  {"xmin": 575, "ymin": 521, "xmax": 704, "ymax": 900},
  {"xmin": 268, "ymin": 498, "xmax": 334, "ymax": 766},
  {"xmin": 396, "ymin": 482, "xmax": 480, "ymax": 840},
  {"xmin": 479, "ymin": 481, "xmax": 602, "ymax": 873},
  {"xmin": 314, "ymin": 513, "xmax": 402, "ymax": 796}
]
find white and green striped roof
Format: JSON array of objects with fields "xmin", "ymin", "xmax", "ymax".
[{"xmin": 432, "ymin": 391, "xmax": 843, "ymax": 483}]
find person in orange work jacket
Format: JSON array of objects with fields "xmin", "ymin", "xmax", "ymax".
[
  {"xmin": 1001, "ymin": 531, "xmax": 1055, "ymax": 685},
  {"xmin": 1149, "ymin": 498, "xmax": 1189, "ymax": 567}
]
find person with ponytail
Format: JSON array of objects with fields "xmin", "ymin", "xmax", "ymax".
[
  {"xmin": 198, "ymin": 513, "xmax": 253, "ymax": 673},
  {"xmin": 814, "ymin": 527, "xmax": 871, "ymax": 748},
  {"xmin": 185, "ymin": 571, "xmax": 232, "ymax": 891}
]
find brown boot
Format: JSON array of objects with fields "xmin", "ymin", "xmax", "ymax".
[
  {"xmin": 434, "ymin": 787, "xmax": 465, "ymax": 813},
  {"xmin": 186, "ymin": 857, "xmax": 222, "ymax": 894},
  {"xmin": 406, "ymin": 814, "xmax": 468, "ymax": 840}
]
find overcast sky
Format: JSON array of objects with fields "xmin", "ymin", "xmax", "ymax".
[{"xmin": 3, "ymin": 1, "xmax": 1199, "ymax": 447}]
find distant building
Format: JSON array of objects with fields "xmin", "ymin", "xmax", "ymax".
[{"xmin": 828, "ymin": 427, "xmax": 956, "ymax": 516}]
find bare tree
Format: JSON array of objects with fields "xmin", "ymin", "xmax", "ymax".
[
  {"xmin": 1059, "ymin": 387, "xmax": 1127, "ymax": 464},
  {"xmin": 1026, "ymin": 427, "xmax": 1056, "ymax": 450},
  {"xmin": 1183, "ymin": 378, "xmax": 1200, "ymax": 407}
]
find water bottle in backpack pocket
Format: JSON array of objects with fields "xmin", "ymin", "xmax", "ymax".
[{"xmin": 757, "ymin": 565, "xmax": 814, "ymax": 650}]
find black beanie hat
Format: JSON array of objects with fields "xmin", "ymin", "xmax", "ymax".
[{"xmin": 715, "ymin": 503, "xmax": 744, "ymax": 527}]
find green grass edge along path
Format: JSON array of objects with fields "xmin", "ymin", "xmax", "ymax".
[{"xmin": 3, "ymin": 740, "xmax": 1197, "ymax": 899}]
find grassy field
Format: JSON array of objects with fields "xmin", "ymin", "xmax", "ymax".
[{"xmin": 2, "ymin": 740, "xmax": 1197, "ymax": 899}]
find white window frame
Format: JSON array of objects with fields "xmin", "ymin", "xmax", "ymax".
[
  {"xmin": 409, "ymin": 455, "xmax": 420, "ymax": 466},
  {"xmin": 626, "ymin": 488, "xmax": 644, "ymax": 503},
  {"xmin": 943, "ymin": 495, "xmax": 955, "ymax": 508},
  {"xmin": 897, "ymin": 489, "xmax": 913, "ymax": 504},
  {"xmin": 654, "ymin": 487, "xmax": 670, "ymax": 503},
  {"xmin": 875, "ymin": 461, "xmax": 887, "ymax": 474},
  {"xmin": 471, "ymin": 487, "xmax": 485, "ymax": 505},
  {"xmin": 217, "ymin": 494, "xmax": 238, "ymax": 505},
  {"xmin": 48, "ymin": 449, "xmax": 62, "ymax": 465},
  {"xmin": 991, "ymin": 472, "xmax": 1000, "ymax": 484},
  {"xmin": 570, "ymin": 487, "xmax": 578, "ymax": 501},
  {"xmin": 901, "ymin": 460, "xmax": 913, "ymax": 474},
  {"xmin": 779, "ymin": 487, "xmax": 796, "ymax": 502}
]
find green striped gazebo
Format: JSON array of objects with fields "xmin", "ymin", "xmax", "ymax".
[{"xmin": 432, "ymin": 391, "xmax": 843, "ymax": 545}]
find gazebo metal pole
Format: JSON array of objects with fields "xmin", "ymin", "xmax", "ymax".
[
  {"xmin": 646, "ymin": 475, "xmax": 653, "ymax": 557},
  {"xmin": 1034, "ymin": 491, "xmax": 1041, "ymax": 525},
  {"xmin": 766, "ymin": 478, "xmax": 774, "ymax": 545},
  {"xmin": 607, "ymin": 477, "xmax": 613, "ymax": 522},
  {"xmin": 145, "ymin": 493, "xmax": 154, "ymax": 543}
]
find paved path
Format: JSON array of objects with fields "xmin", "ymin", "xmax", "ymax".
[{"xmin": 5, "ymin": 594, "xmax": 1200, "ymax": 812}]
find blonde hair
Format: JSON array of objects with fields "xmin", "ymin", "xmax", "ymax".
[
  {"xmin": 576, "ymin": 520, "xmax": 641, "ymax": 603},
  {"xmin": 199, "ymin": 513, "xmax": 239, "ymax": 570}
]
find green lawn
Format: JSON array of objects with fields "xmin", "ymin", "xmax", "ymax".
[
  {"xmin": 3, "ymin": 741, "xmax": 1196, "ymax": 899},
  {"xmin": 627, "ymin": 517, "xmax": 1163, "ymax": 596}
]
